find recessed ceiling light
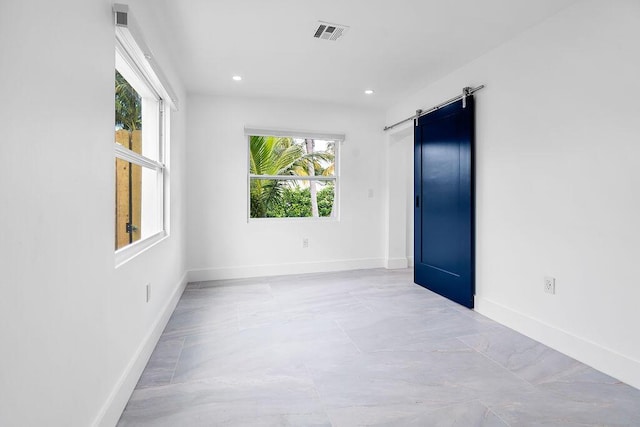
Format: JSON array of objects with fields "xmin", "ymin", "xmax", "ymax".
[
  {"xmin": 364, "ymin": 89, "xmax": 374, "ymax": 95},
  {"xmin": 232, "ymin": 75, "xmax": 242, "ymax": 81}
]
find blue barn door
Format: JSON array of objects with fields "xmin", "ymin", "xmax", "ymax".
[{"xmin": 414, "ymin": 97, "xmax": 475, "ymax": 308}]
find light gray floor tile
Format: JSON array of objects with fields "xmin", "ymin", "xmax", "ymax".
[
  {"xmin": 119, "ymin": 376, "xmax": 324, "ymax": 426},
  {"xmin": 118, "ymin": 268, "xmax": 640, "ymax": 426},
  {"xmin": 236, "ymin": 299, "xmax": 289, "ymax": 330},
  {"xmin": 327, "ymin": 404, "xmax": 434, "ymax": 427},
  {"xmin": 162, "ymin": 296, "xmax": 238, "ymax": 338},
  {"xmin": 135, "ymin": 337, "xmax": 184, "ymax": 388},
  {"xmin": 487, "ymin": 388, "xmax": 639, "ymax": 426},
  {"xmin": 171, "ymin": 326, "xmax": 301, "ymax": 383},
  {"xmin": 535, "ymin": 367, "xmax": 640, "ymax": 423},
  {"xmin": 327, "ymin": 401, "xmax": 507, "ymax": 427},
  {"xmin": 458, "ymin": 329, "xmax": 586, "ymax": 385}
]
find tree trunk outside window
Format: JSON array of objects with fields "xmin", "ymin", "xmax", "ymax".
[{"xmin": 305, "ymin": 138, "xmax": 319, "ymax": 217}]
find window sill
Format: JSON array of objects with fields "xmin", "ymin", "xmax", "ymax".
[
  {"xmin": 248, "ymin": 216, "xmax": 339, "ymax": 224},
  {"xmin": 115, "ymin": 231, "xmax": 168, "ymax": 268}
]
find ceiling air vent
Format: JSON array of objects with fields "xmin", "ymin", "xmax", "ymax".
[{"xmin": 313, "ymin": 21, "xmax": 349, "ymax": 41}]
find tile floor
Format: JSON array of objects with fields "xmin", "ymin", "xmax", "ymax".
[{"xmin": 118, "ymin": 269, "xmax": 640, "ymax": 426}]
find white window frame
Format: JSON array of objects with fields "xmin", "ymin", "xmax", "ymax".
[
  {"xmin": 114, "ymin": 4, "xmax": 177, "ymax": 266},
  {"xmin": 245, "ymin": 127, "xmax": 344, "ymax": 222}
]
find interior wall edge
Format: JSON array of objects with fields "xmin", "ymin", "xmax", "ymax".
[
  {"xmin": 94, "ymin": 271, "xmax": 188, "ymax": 427},
  {"xmin": 187, "ymin": 259, "xmax": 386, "ymax": 283},
  {"xmin": 475, "ymin": 296, "xmax": 640, "ymax": 391},
  {"xmin": 385, "ymin": 258, "xmax": 409, "ymax": 270}
]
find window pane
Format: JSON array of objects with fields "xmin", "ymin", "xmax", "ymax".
[
  {"xmin": 115, "ymin": 159, "xmax": 142, "ymax": 249},
  {"xmin": 249, "ymin": 136, "xmax": 335, "ymax": 177},
  {"xmin": 250, "ymin": 179, "xmax": 335, "ymax": 218},
  {"xmin": 140, "ymin": 166, "xmax": 162, "ymax": 239},
  {"xmin": 115, "ymin": 70, "xmax": 160, "ymax": 161},
  {"xmin": 115, "ymin": 70, "xmax": 142, "ymax": 142},
  {"xmin": 115, "ymin": 160, "xmax": 163, "ymax": 249},
  {"xmin": 115, "ymin": 129, "xmax": 142, "ymax": 154},
  {"xmin": 304, "ymin": 139, "xmax": 335, "ymax": 177}
]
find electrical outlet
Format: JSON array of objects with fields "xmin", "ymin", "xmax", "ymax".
[
  {"xmin": 146, "ymin": 283, "xmax": 151, "ymax": 302},
  {"xmin": 368, "ymin": 189, "xmax": 374, "ymax": 198},
  {"xmin": 544, "ymin": 276, "xmax": 555, "ymax": 294},
  {"xmin": 302, "ymin": 238, "xmax": 309, "ymax": 248}
]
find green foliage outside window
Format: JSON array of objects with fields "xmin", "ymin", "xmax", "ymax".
[
  {"xmin": 249, "ymin": 135, "xmax": 336, "ymax": 218},
  {"xmin": 259, "ymin": 184, "xmax": 335, "ymax": 218}
]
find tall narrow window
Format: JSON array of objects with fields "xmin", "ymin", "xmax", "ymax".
[
  {"xmin": 115, "ymin": 48, "xmax": 166, "ymax": 252},
  {"xmin": 113, "ymin": 3, "xmax": 176, "ymax": 264},
  {"xmin": 247, "ymin": 130, "xmax": 342, "ymax": 219}
]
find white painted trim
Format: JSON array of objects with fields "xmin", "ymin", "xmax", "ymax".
[
  {"xmin": 249, "ymin": 175, "xmax": 336, "ymax": 182},
  {"xmin": 385, "ymin": 257, "xmax": 408, "ymax": 269},
  {"xmin": 248, "ymin": 216, "xmax": 338, "ymax": 224},
  {"xmin": 244, "ymin": 127, "xmax": 345, "ymax": 142},
  {"xmin": 92, "ymin": 272, "xmax": 188, "ymax": 427},
  {"xmin": 475, "ymin": 296, "xmax": 640, "ymax": 390},
  {"xmin": 114, "ymin": 4, "xmax": 179, "ymax": 110},
  {"xmin": 115, "ymin": 231, "xmax": 167, "ymax": 268},
  {"xmin": 115, "ymin": 143, "xmax": 164, "ymax": 170},
  {"xmin": 407, "ymin": 256, "xmax": 414, "ymax": 267},
  {"xmin": 188, "ymin": 258, "xmax": 385, "ymax": 282}
]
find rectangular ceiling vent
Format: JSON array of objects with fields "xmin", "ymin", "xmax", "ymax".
[{"xmin": 313, "ymin": 21, "xmax": 349, "ymax": 41}]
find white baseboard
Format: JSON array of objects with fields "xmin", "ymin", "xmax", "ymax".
[
  {"xmin": 93, "ymin": 272, "xmax": 188, "ymax": 427},
  {"xmin": 385, "ymin": 257, "xmax": 408, "ymax": 269},
  {"xmin": 475, "ymin": 296, "xmax": 640, "ymax": 390},
  {"xmin": 188, "ymin": 258, "xmax": 386, "ymax": 282},
  {"xmin": 407, "ymin": 256, "xmax": 414, "ymax": 268}
]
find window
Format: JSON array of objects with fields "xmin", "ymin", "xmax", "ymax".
[
  {"xmin": 114, "ymin": 54, "xmax": 164, "ymax": 251},
  {"xmin": 246, "ymin": 129, "xmax": 343, "ymax": 219},
  {"xmin": 114, "ymin": 4, "xmax": 177, "ymax": 263}
]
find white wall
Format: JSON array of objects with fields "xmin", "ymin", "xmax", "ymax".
[
  {"xmin": 0, "ymin": 1, "xmax": 188, "ymax": 426},
  {"xmin": 187, "ymin": 95, "xmax": 387, "ymax": 279},
  {"xmin": 2, "ymin": 1, "xmax": 637, "ymax": 425},
  {"xmin": 386, "ymin": 0, "xmax": 640, "ymax": 388}
]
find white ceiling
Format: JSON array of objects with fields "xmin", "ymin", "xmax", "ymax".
[{"xmin": 161, "ymin": 0, "xmax": 578, "ymax": 109}]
